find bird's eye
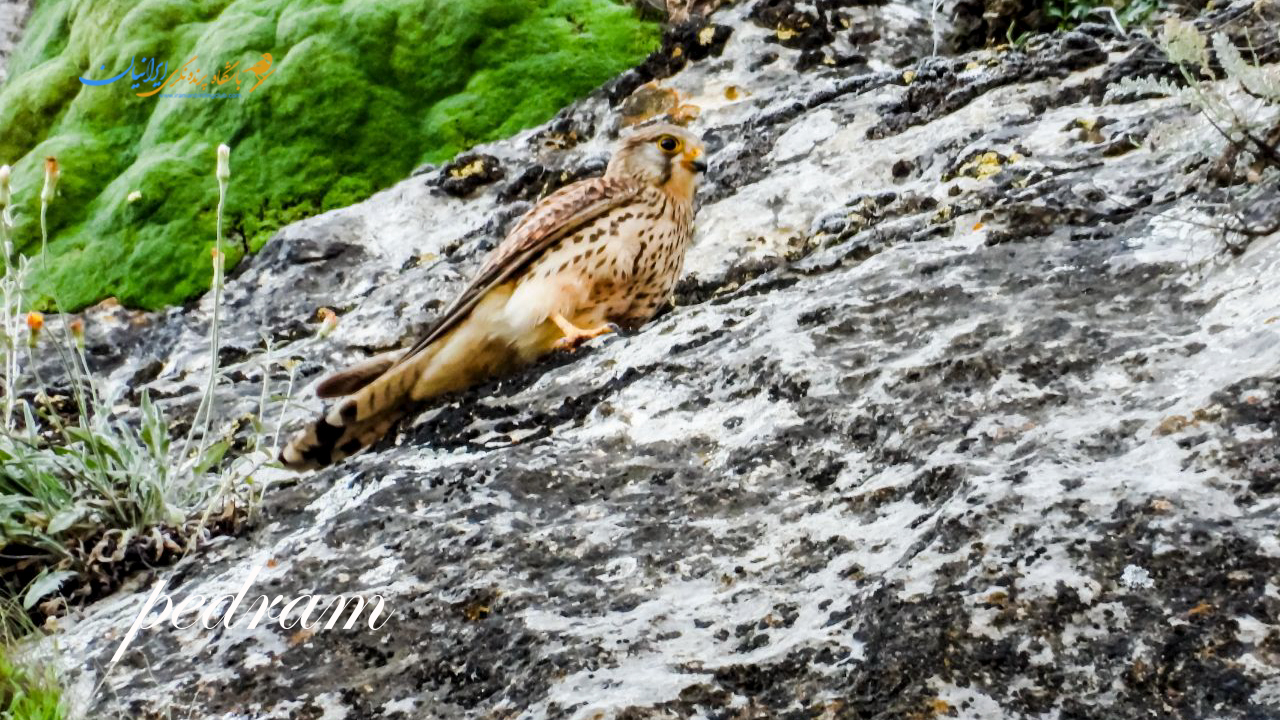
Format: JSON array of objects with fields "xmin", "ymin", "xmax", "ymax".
[{"xmin": 657, "ymin": 135, "xmax": 681, "ymax": 153}]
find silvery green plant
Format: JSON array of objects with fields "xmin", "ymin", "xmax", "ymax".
[
  {"xmin": 1105, "ymin": 18, "xmax": 1280, "ymax": 237},
  {"xmin": 0, "ymin": 142, "xmax": 299, "ymax": 628},
  {"xmin": 0, "ymin": 164, "xmax": 21, "ymax": 430},
  {"xmin": 1107, "ymin": 18, "xmax": 1280, "ymax": 157}
]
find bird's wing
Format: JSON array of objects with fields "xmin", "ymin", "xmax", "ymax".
[{"xmin": 394, "ymin": 176, "xmax": 646, "ymax": 363}]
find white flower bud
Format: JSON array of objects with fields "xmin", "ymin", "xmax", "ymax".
[
  {"xmin": 216, "ymin": 144, "xmax": 230, "ymax": 183},
  {"xmin": 0, "ymin": 165, "xmax": 10, "ymax": 209},
  {"xmin": 41, "ymin": 157, "xmax": 59, "ymax": 204}
]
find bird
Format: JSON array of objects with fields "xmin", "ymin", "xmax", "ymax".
[{"xmin": 280, "ymin": 122, "xmax": 708, "ymax": 469}]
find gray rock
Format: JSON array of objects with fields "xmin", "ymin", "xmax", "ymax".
[
  {"xmin": 0, "ymin": 0, "xmax": 32, "ymax": 85},
  {"xmin": 33, "ymin": 0, "xmax": 1280, "ymax": 718}
]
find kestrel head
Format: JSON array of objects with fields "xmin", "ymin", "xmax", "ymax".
[{"xmin": 606, "ymin": 123, "xmax": 706, "ymax": 200}]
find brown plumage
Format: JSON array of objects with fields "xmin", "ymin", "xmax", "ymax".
[{"xmin": 280, "ymin": 123, "xmax": 707, "ymax": 469}]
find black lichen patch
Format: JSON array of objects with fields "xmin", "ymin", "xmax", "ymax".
[
  {"xmin": 527, "ymin": 108, "xmax": 598, "ymax": 153},
  {"xmin": 869, "ymin": 33, "xmax": 1106, "ymax": 140},
  {"xmin": 436, "ymin": 153, "xmax": 505, "ymax": 197},
  {"xmin": 946, "ymin": 0, "xmax": 1112, "ymax": 52},
  {"xmin": 1205, "ymin": 375, "xmax": 1280, "ymax": 502},
  {"xmin": 750, "ymin": 0, "xmax": 835, "ymax": 50},
  {"xmin": 395, "ymin": 357, "xmax": 645, "ymax": 453},
  {"xmin": 673, "ymin": 256, "xmax": 787, "ymax": 305},
  {"xmin": 762, "ymin": 1, "xmax": 890, "ymax": 54},
  {"xmin": 498, "ymin": 156, "xmax": 608, "ymax": 204},
  {"xmin": 620, "ymin": 510, "xmax": 1280, "ymax": 720},
  {"xmin": 606, "ymin": 18, "xmax": 734, "ymax": 104},
  {"xmin": 970, "ymin": 159, "xmax": 1155, "ymax": 246},
  {"xmin": 748, "ymin": 0, "xmax": 873, "ymax": 70}
]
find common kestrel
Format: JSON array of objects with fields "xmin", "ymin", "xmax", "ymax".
[{"xmin": 281, "ymin": 123, "xmax": 707, "ymax": 468}]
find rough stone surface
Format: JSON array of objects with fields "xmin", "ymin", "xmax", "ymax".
[
  {"xmin": 0, "ymin": 0, "xmax": 31, "ymax": 84},
  {"xmin": 31, "ymin": 0, "xmax": 1280, "ymax": 718}
]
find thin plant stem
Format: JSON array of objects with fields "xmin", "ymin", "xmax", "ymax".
[
  {"xmin": 181, "ymin": 156, "xmax": 229, "ymax": 466},
  {"xmin": 271, "ymin": 362, "xmax": 298, "ymax": 456},
  {"xmin": 0, "ymin": 209, "xmax": 16, "ymax": 431},
  {"xmin": 39, "ymin": 202, "xmax": 47, "ymax": 266}
]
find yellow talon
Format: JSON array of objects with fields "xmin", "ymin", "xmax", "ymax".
[{"xmin": 551, "ymin": 313, "xmax": 617, "ymax": 351}]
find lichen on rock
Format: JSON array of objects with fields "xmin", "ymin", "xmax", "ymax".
[{"xmin": 13, "ymin": 0, "xmax": 1280, "ymax": 718}]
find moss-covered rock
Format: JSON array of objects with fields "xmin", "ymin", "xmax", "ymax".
[{"xmin": 0, "ymin": 0, "xmax": 659, "ymax": 310}]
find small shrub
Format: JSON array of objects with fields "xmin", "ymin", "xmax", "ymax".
[
  {"xmin": 1106, "ymin": 15, "xmax": 1280, "ymax": 247},
  {"xmin": 0, "ymin": 145, "xmax": 296, "ymax": 634}
]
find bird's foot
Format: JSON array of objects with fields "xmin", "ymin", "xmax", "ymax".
[{"xmin": 552, "ymin": 321, "xmax": 619, "ymax": 352}]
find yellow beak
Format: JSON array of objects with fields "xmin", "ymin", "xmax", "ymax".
[{"xmin": 683, "ymin": 146, "xmax": 707, "ymax": 173}]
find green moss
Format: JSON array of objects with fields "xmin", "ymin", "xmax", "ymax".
[
  {"xmin": 0, "ymin": 648, "xmax": 64, "ymax": 720},
  {"xmin": 0, "ymin": 0, "xmax": 660, "ymax": 310}
]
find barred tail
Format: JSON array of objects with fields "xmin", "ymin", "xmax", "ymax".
[
  {"xmin": 279, "ymin": 344, "xmax": 442, "ymax": 469},
  {"xmin": 278, "ymin": 410, "xmax": 404, "ymax": 469},
  {"xmin": 279, "ymin": 285, "xmax": 540, "ymax": 470},
  {"xmin": 313, "ymin": 350, "xmax": 403, "ymax": 398}
]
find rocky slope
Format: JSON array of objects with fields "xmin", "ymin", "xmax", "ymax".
[{"xmin": 32, "ymin": 0, "xmax": 1280, "ymax": 717}]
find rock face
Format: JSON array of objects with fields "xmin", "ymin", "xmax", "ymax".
[
  {"xmin": 39, "ymin": 0, "xmax": 1280, "ymax": 718},
  {"xmin": 0, "ymin": 0, "xmax": 31, "ymax": 84}
]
